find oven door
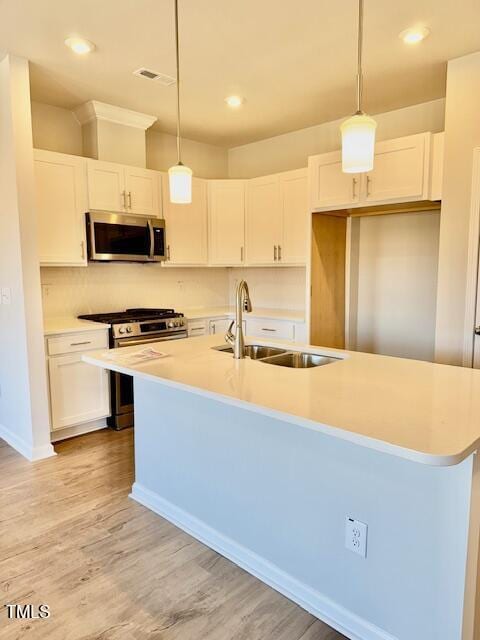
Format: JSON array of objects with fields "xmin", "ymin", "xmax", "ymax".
[
  {"xmin": 111, "ymin": 330, "xmax": 187, "ymax": 422},
  {"xmin": 87, "ymin": 212, "xmax": 166, "ymax": 262}
]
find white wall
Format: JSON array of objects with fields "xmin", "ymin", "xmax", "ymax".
[
  {"xmin": 146, "ymin": 129, "xmax": 228, "ymax": 178},
  {"xmin": 31, "ymin": 101, "xmax": 83, "ymax": 156},
  {"xmin": 228, "ymin": 268, "xmax": 306, "ymax": 311},
  {"xmin": 30, "ymin": 101, "xmax": 229, "ymax": 178},
  {"xmin": 228, "ymin": 99, "xmax": 445, "ymax": 178},
  {"xmin": 0, "ymin": 56, "xmax": 54, "ymax": 460},
  {"xmin": 349, "ymin": 211, "xmax": 440, "ymax": 362},
  {"xmin": 435, "ymin": 52, "xmax": 480, "ymax": 365},
  {"xmin": 41, "ymin": 265, "xmax": 230, "ymax": 318}
]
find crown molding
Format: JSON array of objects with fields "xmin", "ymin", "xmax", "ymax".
[{"xmin": 74, "ymin": 100, "xmax": 157, "ymax": 130}]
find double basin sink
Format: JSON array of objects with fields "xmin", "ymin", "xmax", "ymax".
[{"xmin": 213, "ymin": 344, "xmax": 340, "ymax": 368}]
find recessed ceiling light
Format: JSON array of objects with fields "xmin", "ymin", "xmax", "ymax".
[
  {"xmin": 225, "ymin": 95, "xmax": 244, "ymax": 108},
  {"xmin": 399, "ymin": 26, "xmax": 430, "ymax": 45},
  {"xmin": 64, "ymin": 37, "xmax": 96, "ymax": 55}
]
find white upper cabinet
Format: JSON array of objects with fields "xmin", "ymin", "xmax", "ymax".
[
  {"xmin": 162, "ymin": 175, "xmax": 208, "ymax": 265},
  {"xmin": 309, "ymin": 132, "xmax": 435, "ymax": 212},
  {"xmin": 246, "ymin": 174, "xmax": 281, "ymax": 265},
  {"xmin": 87, "ymin": 160, "xmax": 161, "ymax": 217},
  {"xmin": 208, "ymin": 180, "xmax": 245, "ymax": 265},
  {"xmin": 309, "ymin": 152, "xmax": 360, "ymax": 211},
  {"xmin": 246, "ymin": 170, "xmax": 308, "ymax": 266},
  {"xmin": 364, "ymin": 133, "xmax": 430, "ymax": 205},
  {"xmin": 124, "ymin": 166, "xmax": 161, "ymax": 216},
  {"xmin": 279, "ymin": 169, "xmax": 308, "ymax": 265},
  {"xmin": 87, "ymin": 160, "xmax": 125, "ymax": 212},
  {"xmin": 34, "ymin": 149, "xmax": 88, "ymax": 266}
]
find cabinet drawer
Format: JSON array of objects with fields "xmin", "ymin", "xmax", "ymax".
[
  {"xmin": 246, "ymin": 318, "xmax": 295, "ymax": 340},
  {"xmin": 187, "ymin": 320, "xmax": 207, "ymax": 337},
  {"xmin": 47, "ymin": 330, "xmax": 108, "ymax": 356}
]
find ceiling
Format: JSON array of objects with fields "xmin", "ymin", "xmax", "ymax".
[{"xmin": 0, "ymin": 0, "xmax": 479, "ymax": 147}]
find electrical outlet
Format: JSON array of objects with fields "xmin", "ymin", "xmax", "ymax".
[
  {"xmin": 1, "ymin": 287, "xmax": 11, "ymax": 305},
  {"xmin": 345, "ymin": 517, "xmax": 368, "ymax": 558}
]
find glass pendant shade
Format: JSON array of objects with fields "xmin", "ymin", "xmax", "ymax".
[
  {"xmin": 168, "ymin": 163, "xmax": 192, "ymax": 204},
  {"xmin": 340, "ymin": 113, "xmax": 377, "ymax": 173}
]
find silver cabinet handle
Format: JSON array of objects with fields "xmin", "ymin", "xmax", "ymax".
[
  {"xmin": 128, "ymin": 191, "xmax": 132, "ymax": 209},
  {"xmin": 475, "ymin": 326, "xmax": 480, "ymax": 335},
  {"xmin": 352, "ymin": 177, "xmax": 357, "ymax": 199},
  {"xmin": 261, "ymin": 328, "xmax": 276, "ymax": 332},
  {"xmin": 278, "ymin": 245, "xmax": 282, "ymax": 261},
  {"xmin": 167, "ymin": 245, "xmax": 171, "ymax": 261},
  {"xmin": 121, "ymin": 190, "xmax": 127, "ymax": 209},
  {"xmin": 70, "ymin": 341, "xmax": 92, "ymax": 347},
  {"xmin": 366, "ymin": 175, "xmax": 372, "ymax": 197},
  {"xmin": 80, "ymin": 241, "xmax": 85, "ymax": 260},
  {"xmin": 274, "ymin": 245, "xmax": 278, "ymax": 261},
  {"xmin": 240, "ymin": 246, "xmax": 244, "ymax": 262},
  {"xmin": 211, "ymin": 323, "xmax": 216, "ymax": 334}
]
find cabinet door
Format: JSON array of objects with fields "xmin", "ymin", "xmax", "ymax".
[
  {"xmin": 246, "ymin": 175, "xmax": 280, "ymax": 265},
  {"xmin": 187, "ymin": 320, "xmax": 207, "ymax": 337},
  {"xmin": 125, "ymin": 167, "xmax": 161, "ymax": 217},
  {"xmin": 34, "ymin": 150, "xmax": 88, "ymax": 266},
  {"xmin": 49, "ymin": 353, "xmax": 110, "ymax": 430},
  {"xmin": 364, "ymin": 133, "xmax": 430, "ymax": 204},
  {"xmin": 309, "ymin": 152, "xmax": 360, "ymax": 211},
  {"xmin": 208, "ymin": 181, "xmax": 245, "ymax": 265},
  {"xmin": 208, "ymin": 317, "xmax": 231, "ymax": 336},
  {"xmin": 279, "ymin": 169, "xmax": 308, "ymax": 264},
  {"xmin": 87, "ymin": 160, "xmax": 126, "ymax": 212},
  {"xmin": 162, "ymin": 176, "xmax": 208, "ymax": 265}
]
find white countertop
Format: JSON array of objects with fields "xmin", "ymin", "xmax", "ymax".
[
  {"xmin": 182, "ymin": 307, "xmax": 305, "ymax": 323},
  {"xmin": 84, "ymin": 334, "xmax": 480, "ymax": 467},
  {"xmin": 43, "ymin": 317, "xmax": 110, "ymax": 336}
]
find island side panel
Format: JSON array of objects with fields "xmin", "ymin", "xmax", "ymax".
[{"xmin": 131, "ymin": 378, "xmax": 474, "ymax": 640}]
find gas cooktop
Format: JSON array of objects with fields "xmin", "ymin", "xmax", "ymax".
[{"xmin": 78, "ymin": 308, "xmax": 184, "ymax": 324}]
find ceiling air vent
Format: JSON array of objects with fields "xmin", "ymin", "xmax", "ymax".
[{"xmin": 133, "ymin": 68, "xmax": 176, "ymax": 86}]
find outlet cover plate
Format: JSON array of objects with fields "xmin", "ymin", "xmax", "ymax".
[{"xmin": 345, "ymin": 517, "xmax": 368, "ymax": 558}]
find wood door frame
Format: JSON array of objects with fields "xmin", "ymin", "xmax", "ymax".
[{"xmin": 463, "ymin": 148, "xmax": 480, "ymax": 367}]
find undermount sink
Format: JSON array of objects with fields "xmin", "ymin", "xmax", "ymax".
[
  {"xmin": 213, "ymin": 344, "xmax": 287, "ymax": 359},
  {"xmin": 212, "ymin": 344, "xmax": 340, "ymax": 368},
  {"xmin": 260, "ymin": 352, "xmax": 340, "ymax": 368}
]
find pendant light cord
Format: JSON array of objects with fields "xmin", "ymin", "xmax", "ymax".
[
  {"xmin": 174, "ymin": 0, "xmax": 182, "ymax": 165},
  {"xmin": 356, "ymin": 0, "xmax": 364, "ymax": 114}
]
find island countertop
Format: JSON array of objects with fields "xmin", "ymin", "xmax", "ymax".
[{"xmin": 84, "ymin": 334, "xmax": 480, "ymax": 466}]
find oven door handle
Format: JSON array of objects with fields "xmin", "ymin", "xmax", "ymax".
[
  {"xmin": 115, "ymin": 334, "xmax": 187, "ymax": 348},
  {"xmin": 147, "ymin": 219, "xmax": 155, "ymax": 260}
]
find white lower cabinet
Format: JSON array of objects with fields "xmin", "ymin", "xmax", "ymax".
[
  {"xmin": 245, "ymin": 317, "xmax": 295, "ymax": 341},
  {"xmin": 187, "ymin": 320, "xmax": 208, "ymax": 337},
  {"xmin": 47, "ymin": 330, "xmax": 110, "ymax": 433},
  {"xmin": 209, "ymin": 317, "xmax": 231, "ymax": 336}
]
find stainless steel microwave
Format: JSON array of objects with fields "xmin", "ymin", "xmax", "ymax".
[{"xmin": 86, "ymin": 212, "xmax": 166, "ymax": 263}]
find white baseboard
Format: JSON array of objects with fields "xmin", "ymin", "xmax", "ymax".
[
  {"xmin": 130, "ymin": 482, "xmax": 397, "ymax": 640},
  {"xmin": 0, "ymin": 423, "xmax": 56, "ymax": 461}
]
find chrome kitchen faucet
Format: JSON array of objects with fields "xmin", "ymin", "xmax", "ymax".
[{"xmin": 225, "ymin": 280, "xmax": 252, "ymax": 359}]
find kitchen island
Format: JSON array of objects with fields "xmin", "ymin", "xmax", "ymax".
[{"xmin": 84, "ymin": 335, "xmax": 480, "ymax": 640}]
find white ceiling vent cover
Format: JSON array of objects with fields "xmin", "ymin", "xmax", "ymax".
[{"xmin": 133, "ymin": 68, "xmax": 176, "ymax": 86}]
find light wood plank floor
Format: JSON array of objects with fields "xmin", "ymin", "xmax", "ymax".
[{"xmin": 0, "ymin": 430, "xmax": 346, "ymax": 640}]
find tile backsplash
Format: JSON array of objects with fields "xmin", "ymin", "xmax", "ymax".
[
  {"xmin": 41, "ymin": 264, "xmax": 307, "ymax": 318},
  {"xmin": 41, "ymin": 264, "xmax": 230, "ymax": 317}
]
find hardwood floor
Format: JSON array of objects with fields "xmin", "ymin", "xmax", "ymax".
[{"xmin": 0, "ymin": 430, "xmax": 345, "ymax": 640}]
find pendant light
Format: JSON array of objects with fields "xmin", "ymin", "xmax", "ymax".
[
  {"xmin": 168, "ymin": 0, "xmax": 192, "ymax": 203},
  {"xmin": 341, "ymin": 0, "xmax": 377, "ymax": 174}
]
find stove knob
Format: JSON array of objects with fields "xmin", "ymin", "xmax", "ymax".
[
  {"xmin": 175, "ymin": 321, "xmax": 182, "ymax": 327},
  {"xmin": 168, "ymin": 321, "xmax": 175, "ymax": 328},
  {"xmin": 119, "ymin": 327, "xmax": 126, "ymax": 334},
  {"xmin": 126, "ymin": 326, "xmax": 133, "ymax": 333}
]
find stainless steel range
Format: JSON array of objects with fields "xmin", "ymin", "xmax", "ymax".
[{"xmin": 78, "ymin": 308, "xmax": 187, "ymax": 430}]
